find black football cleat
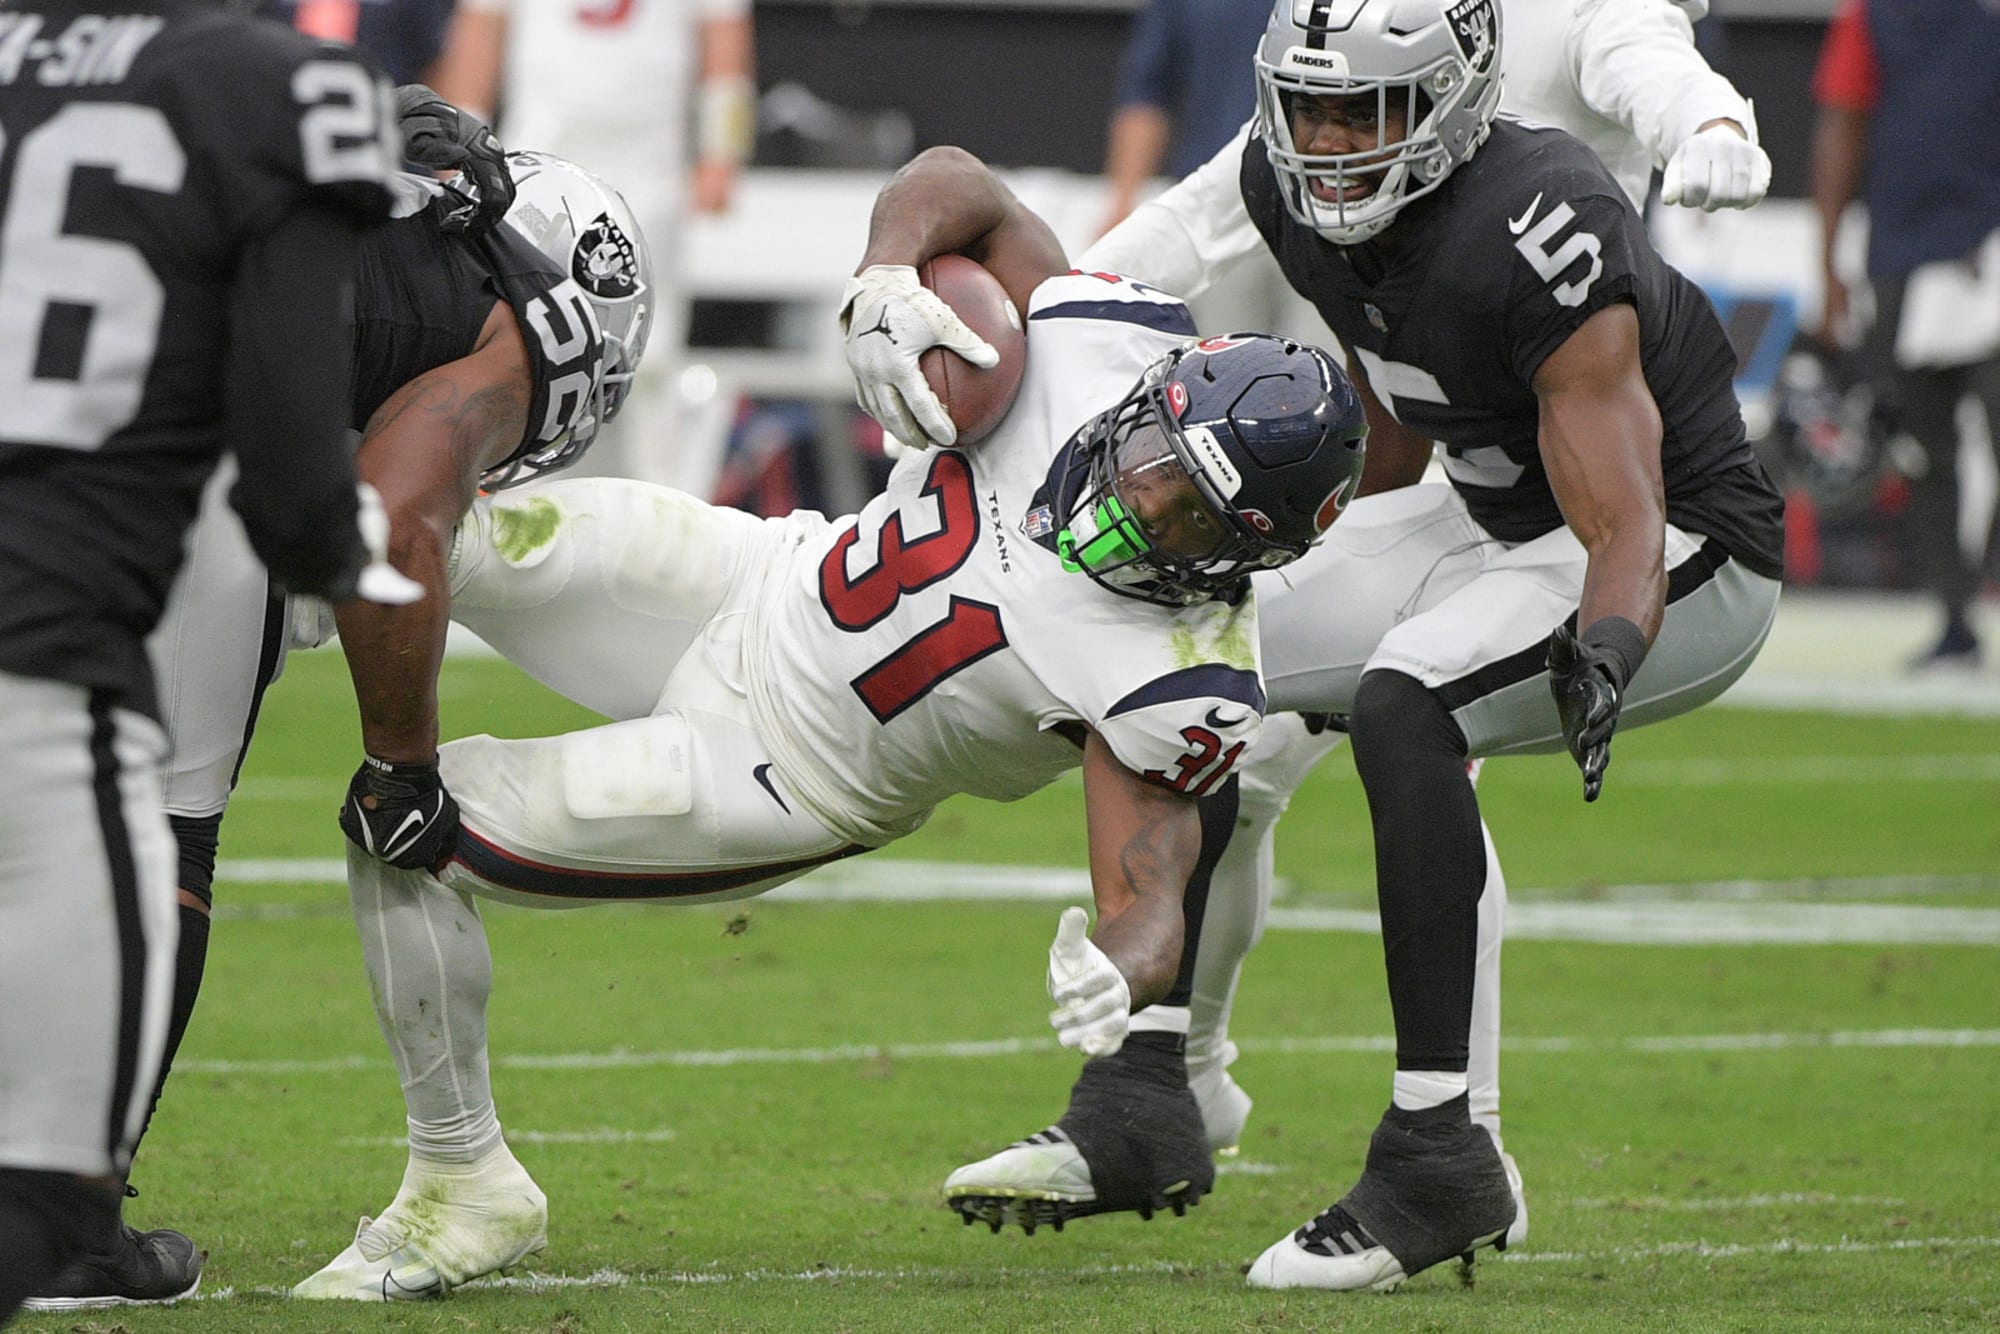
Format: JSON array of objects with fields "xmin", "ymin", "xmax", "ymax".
[
  {"xmin": 1247, "ymin": 1094, "xmax": 1517, "ymax": 1291},
  {"xmin": 943, "ymin": 1031, "xmax": 1215, "ymax": 1234},
  {"xmin": 22, "ymin": 1222, "xmax": 203, "ymax": 1310}
]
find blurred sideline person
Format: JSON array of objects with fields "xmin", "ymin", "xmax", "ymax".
[
  {"xmin": 0, "ymin": 2, "xmax": 409, "ymax": 1318},
  {"xmin": 257, "ymin": 0, "xmax": 457, "ymax": 86},
  {"xmin": 430, "ymin": 0, "xmax": 755, "ymax": 497},
  {"xmin": 290, "ymin": 147, "xmax": 1369, "ymax": 1299},
  {"xmin": 850, "ymin": 0, "xmax": 1783, "ymax": 1291},
  {"xmin": 1811, "ymin": 0, "xmax": 2000, "ymax": 671},
  {"xmin": 28, "ymin": 125, "xmax": 645, "ymax": 1308}
]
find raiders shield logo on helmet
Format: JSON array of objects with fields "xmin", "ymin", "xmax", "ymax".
[{"xmin": 574, "ymin": 213, "xmax": 641, "ymax": 300}]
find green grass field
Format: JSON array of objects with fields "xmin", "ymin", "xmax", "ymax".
[{"xmin": 22, "ymin": 650, "xmax": 2000, "ymax": 1332}]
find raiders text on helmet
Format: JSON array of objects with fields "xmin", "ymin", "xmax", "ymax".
[{"xmin": 1255, "ymin": 0, "xmax": 1503, "ymax": 244}]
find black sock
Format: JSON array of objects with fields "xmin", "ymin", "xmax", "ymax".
[
  {"xmin": 139, "ymin": 903, "xmax": 210, "ymax": 1143},
  {"xmin": 1349, "ymin": 669, "xmax": 1486, "ymax": 1073}
]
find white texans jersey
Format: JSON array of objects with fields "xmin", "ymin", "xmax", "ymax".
[{"xmin": 745, "ymin": 272, "xmax": 1267, "ymax": 846}]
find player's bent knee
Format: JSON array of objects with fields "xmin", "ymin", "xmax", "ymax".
[{"xmin": 1349, "ymin": 669, "xmax": 1465, "ymax": 763}]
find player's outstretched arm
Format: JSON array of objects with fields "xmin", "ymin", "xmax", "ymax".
[
  {"xmin": 842, "ymin": 147, "xmax": 1066, "ymax": 449},
  {"xmin": 1533, "ymin": 303, "xmax": 1667, "ymax": 800},
  {"xmin": 1051, "ymin": 729, "xmax": 1203, "ymax": 1056},
  {"xmin": 333, "ymin": 302, "xmax": 533, "ymax": 868},
  {"xmin": 225, "ymin": 204, "xmax": 375, "ymax": 599},
  {"xmin": 1570, "ymin": 0, "xmax": 1770, "ymax": 210}
]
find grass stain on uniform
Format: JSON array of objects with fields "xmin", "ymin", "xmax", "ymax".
[{"xmin": 492, "ymin": 497, "xmax": 563, "ymax": 562}]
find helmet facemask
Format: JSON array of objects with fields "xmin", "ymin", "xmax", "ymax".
[
  {"xmin": 1059, "ymin": 360, "xmax": 1314, "ymax": 607},
  {"xmin": 1255, "ymin": 0, "xmax": 1502, "ymax": 245}
]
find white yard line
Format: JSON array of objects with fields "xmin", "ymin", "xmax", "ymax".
[
  {"xmin": 208, "ymin": 858, "xmax": 2000, "ymax": 944},
  {"xmin": 191, "ymin": 1234, "xmax": 2000, "ymax": 1302},
  {"xmin": 175, "ymin": 1027, "xmax": 2000, "ymax": 1077}
]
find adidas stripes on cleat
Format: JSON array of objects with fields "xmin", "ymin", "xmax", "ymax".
[
  {"xmin": 943, "ymin": 1031, "xmax": 1215, "ymax": 1234},
  {"xmin": 1247, "ymin": 1094, "xmax": 1518, "ymax": 1291}
]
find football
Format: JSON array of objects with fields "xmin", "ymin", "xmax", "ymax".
[{"xmin": 919, "ymin": 253, "xmax": 1027, "ymax": 445}]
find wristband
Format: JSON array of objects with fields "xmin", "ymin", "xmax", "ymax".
[
  {"xmin": 1580, "ymin": 615, "xmax": 1649, "ymax": 694},
  {"xmin": 697, "ymin": 76, "xmax": 755, "ymax": 166}
]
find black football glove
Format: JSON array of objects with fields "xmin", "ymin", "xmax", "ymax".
[
  {"xmin": 339, "ymin": 755, "xmax": 460, "ymax": 871},
  {"xmin": 1547, "ymin": 624, "xmax": 1625, "ymax": 803},
  {"xmin": 394, "ymin": 84, "xmax": 514, "ymax": 235}
]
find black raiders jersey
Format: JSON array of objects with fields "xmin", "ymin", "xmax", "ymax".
[
  {"xmin": 350, "ymin": 194, "xmax": 605, "ymax": 474},
  {"xmin": 0, "ymin": 2, "xmax": 397, "ymax": 710},
  {"xmin": 1241, "ymin": 118, "xmax": 1784, "ymax": 580}
]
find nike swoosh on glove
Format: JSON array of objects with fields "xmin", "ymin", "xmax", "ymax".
[
  {"xmin": 1660, "ymin": 123, "xmax": 1771, "ymax": 211},
  {"xmin": 839, "ymin": 264, "xmax": 998, "ymax": 453},
  {"xmin": 1046, "ymin": 906, "xmax": 1131, "ymax": 1058},
  {"xmin": 340, "ymin": 755, "xmax": 461, "ymax": 872},
  {"xmin": 395, "ymin": 84, "xmax": 516, "ymax": 234},
  {"xmin": 1546, "ymin": 625, "xmax": 1623, "ymax": 803}
]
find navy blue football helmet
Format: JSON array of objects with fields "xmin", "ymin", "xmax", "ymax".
[{"xmin": 1058, "ymin": 333, "xmax": 1368, "ymax": 606}]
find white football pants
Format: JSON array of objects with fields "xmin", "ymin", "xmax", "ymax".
[
  {"xmin": 1168, "ymin": 483, "xmax": 1779, "ymax": 1144},
  {"xmin": 436, "ymin": 478, "xmax": 862, "ymax": 910}
]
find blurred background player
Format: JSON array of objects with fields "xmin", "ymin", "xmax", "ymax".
[
  {"xmin": 1811, "ymin": 0, "xmax": 2000, "ymax": 672},
  {"xmin": 291, "ymin": 147, "xmax": 1369, "ymax": 1299},
  {"xmin": 256, "ymin": 0, "xmax": 458, "ymax": 86},
  {"xmin": 0, "ymin": 1, "xmax": 411, "ymax": 1317},
  {"xmin": 430, "ymin": 0, "xmax": 756, "ymax": 497},
  {"xmin": 61, "ymin": 134, "xmax": 645, "ymax": 1310}
]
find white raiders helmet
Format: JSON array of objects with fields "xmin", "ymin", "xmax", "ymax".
[
  {"xmin": 1255, "ymin": 0, "xmax": 1503, "ymax": 245},
  {"xmin": 499, "ymin": 151, "xmax": 654, "ymax": 454}
]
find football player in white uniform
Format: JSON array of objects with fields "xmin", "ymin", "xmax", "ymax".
[{"xmin": 293, "ymin": 145, "xmax": 1369, "ymax": 1300}]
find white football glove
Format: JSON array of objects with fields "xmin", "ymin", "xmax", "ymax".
[
  {"xmin": 839, "ymin": 263, "xmax": 999, "ymax": 453},
  {"xmin": 353, "ymin": 481, "xmax": 424, "ymax": 607},
  {"xmin": 1046, "ymin": 906, "xmax": 1131, "ymax": 1059},
  {"xmin": 1660, "ymin": 121, "xmax": 1771, "ymax": 212}
]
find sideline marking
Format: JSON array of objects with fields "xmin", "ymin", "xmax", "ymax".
[{"xmin": 176, "ymin": 1027, "xmax": 2000, "ymax": 1077}]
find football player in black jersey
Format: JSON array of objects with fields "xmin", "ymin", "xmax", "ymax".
[
  {"xmin": 19, "ymin": 94, "xmax": 647, "ymax": 1308},
  {"xmin": 0, "ymin": 1, "xmax": 416, "ymax": 1319},
  {"xmin": 845, "ymin": 0, "xmax": 1785, "ymax": 1295}
]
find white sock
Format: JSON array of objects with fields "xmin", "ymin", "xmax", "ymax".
[
  {"xmin": 348, "ymin": 847, "xmax": 499, "ymax": 1165},
  {"xmin": 1392, "ymin": 1069, "xmax": 1468, "ymax": 1110},
  {"xmin": 1126, "ymin": 1004, "xmax": 1190, "ymax": 1037}
]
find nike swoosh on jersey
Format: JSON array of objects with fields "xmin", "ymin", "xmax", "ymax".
[
  {"xmin": 1205, "ymin": 706, "xmax": 1249, "ymax": 730},
  {"xmin": 752, "ymin": 763, "xmax": 791, "ymax": 814},
  {"xmin": 1508, "ymin": 192, "xmax": 1544, "ymax": 236}
]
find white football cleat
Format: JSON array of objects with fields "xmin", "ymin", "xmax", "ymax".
[
  {"xmin": 1246, "ymin": 1211, "xmax": 1411, "ymax": 1291},
  {"xmin": 291, "ymin": 1143, "xmax": 547, "ymax": 1301}
]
